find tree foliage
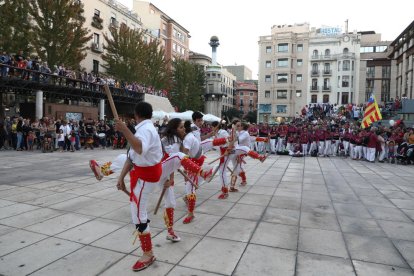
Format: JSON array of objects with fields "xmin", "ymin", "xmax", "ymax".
[
  {"xmin": 244, "ymin": 110, "xmax": 257, "ymax": 123},
  {"xmin": 102, "ymin": 25, "xmax": 170, "ymax": 89},
  {"xmin": 222, "ymin": 108, "xmax": 243, "ymax": 121},
  {"xmin": 170, "ymin": 59, "xmax": 205, "ymax": 112},
  {"xmin": 28, "ymin": 0, "xmax": 90, "ymax": 68},
  {"xmin": 0, "ymin": 0, "xmax": 32, "ymax": 54}
]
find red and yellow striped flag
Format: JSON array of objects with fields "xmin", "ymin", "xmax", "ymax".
[{"xmin": 361, "ymin": 94, "xmax": 382, "ymax": 129}]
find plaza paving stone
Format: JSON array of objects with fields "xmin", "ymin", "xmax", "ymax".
[{"xmin": 0, "ymin": 149, "xmax": 414, "ymax": 275}]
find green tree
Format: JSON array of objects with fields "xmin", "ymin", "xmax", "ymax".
[
  {"xmin": 222, "ymin": 108, "xmax": 242, "ymax": 121},
  {"xmin": 244, "ymin": 110, "xmax": 257, "ymax": 123},
  {"xmin": 170, "ymin": 59, "xmax": 205, "ymax": 112},
  {"xmin": 0, "ymin": 0, "xmax": 31, "ymax": 54},
  {"xmin": 28, "ymin": 0, "xmax": 90, "ymax": 68},
  {"xmin": 102, "ymin": 24, "xmax": 146, "ymax": 82},
  {"xmin": 102, "ymin": 25, "xmax": 169, "ymax": 89}
]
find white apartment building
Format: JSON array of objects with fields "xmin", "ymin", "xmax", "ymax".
[
  {"xmin": 81, "ymin": 0, "xmax": 150, "ymax": 74},
  {"xmin": 258, "ymin": 23, "xmax": 310, "ymax": 123},
  {"xmin": 307, "ymin": 28, "xmax": 361, "ymax": 105}
]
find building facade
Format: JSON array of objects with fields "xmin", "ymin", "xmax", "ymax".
[
  {"xmin": 359, "ymin": 32, "xmax": 393, "ymax": 104},
  {"xmin": 388, "ymin": 20, "xmax": 414, "ymax": 100},
  {"xmin": 133, "ymin": 1, "xmax": 190, "ymax": 62},
  {"xmin": 224, "ymin": 65, "xmax": 252, "ymax": 81},
  {"xmin": 235, "ymin": 82, "xmax": 258, "ymax": 116},
  {"xmin": 82, "ymin": 0, "xmax": 146, "ymax": 73},
  {"xmin": 258, "ymin": 23, "xmax": 310, "ymax": 123},
  {"xmin": 307, "ymin": 28, "xmax": 361, "ymax": 106}
]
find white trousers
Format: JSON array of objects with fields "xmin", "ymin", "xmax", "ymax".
[
  {"xmin": 366, "ymin": 147, "xmax": 376, "ymax": 162},
  {"xmin": 324, "ymin": 140, "xmax": 332, "ymax": 156}
]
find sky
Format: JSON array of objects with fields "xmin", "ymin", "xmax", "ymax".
[{"xmin": 118, "ymin": 0, "xmax": 413, "ymax": 78}]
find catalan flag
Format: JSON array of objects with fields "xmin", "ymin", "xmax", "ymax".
[{"xmin": 361, "ymin": 94, "xmax": 382, "ymax": 129}]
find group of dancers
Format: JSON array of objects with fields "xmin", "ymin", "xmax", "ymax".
[{"xmin": 88, "ymin": 102, "xmax": 267, "ymax": 272}]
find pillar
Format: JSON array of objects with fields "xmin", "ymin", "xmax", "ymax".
[
  {"xmin": 35, "ymin": 90, "xmax": 43, "ymax": 119},
  {"xmin": 99, "ymin": 99, "xmax": 105, "ymax": 120}
]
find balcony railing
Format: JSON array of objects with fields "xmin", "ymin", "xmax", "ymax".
[
  {"xmin": 311, "ymin": 53, "xmax": 356, "ymax": 60},
  {"xmin": 310, "ymin": 85, "xmax": 319, "ymax": 92},
  {"xmin": 322, "ymin": 85, "xmax": 331, "ymax": 91},
  {"xmin": 311, "ymin": 70, "xmax": 320, "ymax": 76},
  {"xmin": 91, "ymin": 42, "xmax": 103, "ymax": 53},
  {"xmin": 323, "ymin": 69, "xmax": 332, "ymax": 75}
]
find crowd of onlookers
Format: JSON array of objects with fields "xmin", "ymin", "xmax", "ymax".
[
  {"xmin": 0, "ymin": 116, "xmax": 135, "ymax": 152},
  {"xmin": 0, "ymin": 50, "xmax": 168, "ymax": 97}
]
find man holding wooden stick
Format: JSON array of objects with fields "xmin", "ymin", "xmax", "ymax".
[{"xmin": 115, "ymin": 101, "xmax": 163, "ymax": 272}]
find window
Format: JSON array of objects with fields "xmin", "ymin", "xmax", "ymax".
[
  {"xmin": 266, "ymin": 46, "xmax": 272, "ymax": 53},
  {"xmin": 265, "ymin": 75, "xmax": 271, "ymax": 82},
  {"xmin": 325, "ymin": 49, "xmax": 330, "ymax": 56},
  {"xmin": 312, "ymin": 63, "xmax": 318, "ymax": 72},
  {"xmin": 277, "ymin": 73, "xmax": 288, "ymax": 83},
  {"xmin": 297, "ymin": 59, "xmax": 303, "ymax": 66},
  {"xmin": 341, "ymin": 92, "xmax": 349, "ymax": 104},
  {"xmin": 352, "ymin": 61, "xmax": 354, "ymax": 71},
  {"xmin": 208, "ymin": 84, "xmax": 214, "ymax": 93},
  {"xmin": 343, "ymin": 60, "xmax": 350, "ymax": 71},
  {"xmin": 381, "ymin": 79, "xmax": 390, "ymax": 102},
  {"xmin": 296, "ymin": 90, "xmax": 302, "ymax": 97},
  {"xmin": 323, "ymin": 95, "xmax": 329, "ymax": 103},
  {"xmin": 93, "ymin": 33, "xmax": 100, "ymax": 45},
  {"xmin": 382, "ymin": 66, "xmax": 390, "ymax": 78},
  {"xmin": 297, "ymin": 44, "xmax": 303, "ymax": 52},
  {"xmin": 278, "ymin": 43, "xmax": 288, "ymax": 52},
  {"xmin": 277, "ymin": 58, "xmax": 288, "ymax": 67},
  {"xmin": 324, "ymin": 63, "xmax": 330, "ymax": 73},
  {"xmin": 94, "ymin": 9, "xmax": 100, "ymax": 17},
  {"xmin": 240, "ymin": 99, "xmax": 244, "ymax": 106},
  {"xmin": 249, "ymin": 99, "xmax": 253, "ymax": 105},
  {"xmin": 265, "ymin": 61, "xmax": 272, "ymax": 68},
  {"xmin": 338, "ymin": 61, "xmax": 341, "ymax": 71},
  {"xmin": 312, "ymin": 79, "xmax": 318, "ymax": 90},
  {"xmin": 311, "ymin": 95, "xmax": 317, "ymax": 103},
  {"xmin": 276, "ymin": 105, "xmax": 287, "ymax": 113},
  {"xmin": 366, "ymin": 66, "xmax": 375, "ymax": 78},
  {"xmin": 277, "ymin": 90, "xmax": 287, "ymax": 99},
  {"xmin": 265, "ymin": 91, "xmax": 270, "ymax": 98},
  {"xmin": 343, "ymin": 48, "xmax": 349, "ymax": 54},
  {"xmin": 312, "ymin": 50, "xmax": 318, "ymax": 57},
  {"xmin": 239, "ymin": 92, "xmax": 243, "ymax": 96},
  {"xmin": 250, "ymin": 92, "xmax": 253, "ymax": 96},
  {"xmin": 240, "ymin": 106, "xmax": 243, "ymax": 112},
  {"xmin": 296, "ymin": 74, "xmax": 303, "ymax": 82},
  {"xmin": 323, "ymin": 78, "xmax": 330, "ymax": 89},
  {"xmin": 93, "ymin": 60, "xmax": 99, "ymax": 74},
  {"xmin": 342, "ymin": 76, "xmax": 349, "ymax": 87},
  {"xmin": 366, "ymin": 79, "xmax": 374, "ymax": 93}
]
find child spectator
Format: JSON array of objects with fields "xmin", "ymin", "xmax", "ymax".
[
  {"xmin": 388, "ymin": 140, "xmax": 396, "ymax": 164},
  {"xmin": 27, "ymin": 131, "xmax": 35, "ymax": 151},
  {"xmin": 57, "ymin": 129, "xmax": 65, "ymax": 152},
  {"xmin": 70, "ymin": 131, "xmax": 76, "ymax": 152}
]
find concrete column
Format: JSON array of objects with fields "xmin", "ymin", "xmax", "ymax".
[
  {"xmin": 35, "ymin": 90, "xmax": 43, "ymax": 119},
  {"xmin": 99, "ymin": 99, "xmax": 105, "ymax": 120}
]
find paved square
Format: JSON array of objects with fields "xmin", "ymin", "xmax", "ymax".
[{"xmin": 0, "ymin": 150, "xmax": 413, "ymax": 275}]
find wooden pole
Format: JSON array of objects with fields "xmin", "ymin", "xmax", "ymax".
[{"xmin": 103, "ymin": 84, "xmax": 119, "ymax": 120}]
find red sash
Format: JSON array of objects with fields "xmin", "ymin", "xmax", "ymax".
[
  {"xmin": 129, "ymin": 162, "xmax": 162, "ymax": 203},
  {"xmin": 219, "ymin": 148, "xmax": 226, "ymax": 164}
]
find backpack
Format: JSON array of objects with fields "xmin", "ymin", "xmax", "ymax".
[{"xmin": 310, "ymin": 148, "xmax": 318, "ymax": 157}]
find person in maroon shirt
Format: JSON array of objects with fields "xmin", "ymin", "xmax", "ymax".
[
  {"xmin": 276, "ymin": 124, "xmax": 288, "ymax": 152},
  {"xmin": 332, "ymin": 128, "xmax": 340, "ymax": 156},
  {"xmin": 366, "ymin": 127, "xmax": 378, "ymax": 162},
  {"xmin": 316, "ymin": 126, "xmax": 325, "ymax": 156},
  {"xmin": 270, "ymin": 126, "xmax": 278, "ymax": 153},
  {"xmin": 300, "ymin": 129, "xmax": 309, "ymax": 155},
  {"xmin": 323, "ymin": 128, "xmax": 332, "ymax": 156},
  {"xmin": 308, "ymin": 128, "xmax": 318, "ymax": 155}
]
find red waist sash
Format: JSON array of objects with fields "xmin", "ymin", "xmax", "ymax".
[{"xmin": 129, "ymin": 162, "xmax": 162, "ymax": 203}]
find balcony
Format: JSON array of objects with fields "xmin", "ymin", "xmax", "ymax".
[
  {"xmin": 323, "ymin": 69, "xmax": 332, "ymax": 75},
  {"xmin": 91, "ymin": 42, "xmax": 103, "ymax": 53},
  {"xmin": 322, "ymin": 85, "xmax": 331, "ymax": 92},
  {"xmin": 310, "ymin": 85, "xmax": 319, "ymax": 92},
  {"xmin": 91, "ymin": 16, "xmax": 103, "ymax": 30},
  {"xmin": 311, "ymin": 70, "xmax": 320, "ymax": 77}
]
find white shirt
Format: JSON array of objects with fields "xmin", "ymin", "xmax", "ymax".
[
  {"xmin": 216, "ymin": 129, "xmax": 229, "ymax": 139},
  {"xmin": 238, "ymin": 130, "xmax": 250, "ymax": 147},
  {"xmin": 161, "ymin": 136, "xmax": 181, "ymax": 155},
  {"xmin": 59, "ymin": 125, "xmax": 71, "ymax": 136},
  {"xmin": 191, "ymin": 123, "xmax": 201, "ymax": 142},
  {"xmin": 183, "ymin": 132, "xmax": 201, "ymax": 158},
  {"xmin": 129, "ymin": 119, "xmax": 162, "ymax": 166}
]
